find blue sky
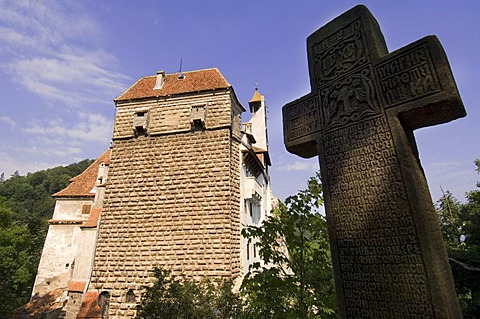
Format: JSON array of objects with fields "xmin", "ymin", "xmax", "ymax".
[{"xmin": 0, "ymin": 0, "xmax": 478, "ymax": 202}]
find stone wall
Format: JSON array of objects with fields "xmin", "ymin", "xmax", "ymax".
[
  {"xmin": 113, "ymin": 90, "xmax": 233, "ymax": 139},
  {"xmin": 89, "ymin": 129, "xmax": 241, "ymax": 316}
]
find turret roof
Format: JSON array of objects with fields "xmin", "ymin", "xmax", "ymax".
[{"xmin": 249, "ymin": 88, "xmax": 262, "ymax": 104}]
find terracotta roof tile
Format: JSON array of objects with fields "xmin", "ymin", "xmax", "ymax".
[
  {"xmin": 13, "ymin": 288, "xmax": 64, "ymax": 318},
  {"xmin": 54, "ymin": 149, "xmax": 111, "ymax": 198},
  {"xmin": 76, "ymin": 292, "xmax": 102, "ymax": 319},
  {"xmin": 81, "ymin": 207, "xmax": 102, "ymax": 228},
  {"xmin": 68, "ymin": 281, "xmax": 87, "ymax": 293},
  {"xmin": 115, "ymin": 68, "xmax": 231, "ymax": 102}
]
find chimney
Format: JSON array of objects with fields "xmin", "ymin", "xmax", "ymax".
[{"xmin": 153, "ymin": 70, "xmax": 165, "ymax": 90}]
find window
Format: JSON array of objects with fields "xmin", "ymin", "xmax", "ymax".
[
  {"xmin": 190, "ymin": 105, "xmax": 206, "ymax": 130},
  {"xmin": 98, "ymin": 291, "xmax": 110, "ymax": 319},
  {"xmin": 126, "ymin": 290, "xmax": 135, "ymax": 303},
  {"xmin": 133, "ymin": 111, "xmax": 148, "ymax": 136},
  {"xmin": 246, "ymin": 242, "xmax": 250, "ymax": 261},
  {"xmin": 253, "ymin": 243, "xmax": 257, "ymax": 259},
  {"xmin": 192, "ymin": 119, "xmax": 204, "ymax": 131},
  {"xmin": 82, "ymin": 205, "xmax": 91, "ymax": 214}
]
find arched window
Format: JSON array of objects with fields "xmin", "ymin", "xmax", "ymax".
[
  {"xmin": 98, "ymin": 291, "xmax": 110, "ymax": 319},
  {"xmin": 126, "ymin": 290, "xmax": 136, "ymax": 303}
]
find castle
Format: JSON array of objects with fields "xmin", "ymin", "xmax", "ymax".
[{"xmin": 28, "ymin": 68, "xmax": 274, "ymax": 318}]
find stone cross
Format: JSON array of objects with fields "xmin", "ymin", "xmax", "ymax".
[{"xmin": 283, "ymin": 5, "xmax": 465, "ymax": 319}]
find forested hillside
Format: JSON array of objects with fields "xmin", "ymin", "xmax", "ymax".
[{"xmin": 0, "ymin": 160, "xmax": 93, "ymax": 317}]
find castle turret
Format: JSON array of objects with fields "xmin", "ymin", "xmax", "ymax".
[
  {"xmin": 247, "ymin": 87, "xmax": 269, "ymax": 153},
  {"xmin": 239, "ymin": 87, "xmax": 274, "ymax": 275}
]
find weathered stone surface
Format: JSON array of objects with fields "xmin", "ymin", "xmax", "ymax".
[
  {"xmin": 283, "ymin": 5, "xmax": 465, "ymax": 318},
  {"xmin": 91, "ymin": 87, "xmax": 242, "ymax": 317}
]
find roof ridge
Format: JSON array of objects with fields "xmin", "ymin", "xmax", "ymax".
[{"xmin": 115, "ymin": 68, "xmax": 232, "ymax": 102}]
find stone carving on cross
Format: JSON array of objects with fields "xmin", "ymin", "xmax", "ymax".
[
  {"xmin": 283, "ymin": 5, "xmax": 465, "ymax": 319},
  {"xmin": 283, "ymin": 5, "xmax": 464, "ymax": 158}
]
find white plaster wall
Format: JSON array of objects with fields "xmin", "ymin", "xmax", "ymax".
[
  {"xmin": 33, "ymin": 224, "xmax": 80, "ymax": 294},
  {"xmin": 249, "ymin": 94, "xmax": 268, "ymax": 151},
  {"xmin": 52, "ymin": 198, "xmax": 94, "ymax": 220},
  {"xmin": 72, "ymin": 228, "xmax": 98, "ymax": 281}
]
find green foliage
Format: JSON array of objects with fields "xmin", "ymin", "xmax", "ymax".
[
  {"xmin": 241, "ymin": 173, "xmax": 337, "ymax": 319},
  {"xmin": 135, "ymin": 267, "xmax": 245, "ymax": 319},
  {"xmin": 0, "ymin": 159, "xmax": 93, "ymax": 317},
  {"xmin": 436, "ymin": 160, "xmax": 480, "ymax": 318},
  {"xmin": 0, "ymin": 204, "xmax": 37, "ymax": 317}
]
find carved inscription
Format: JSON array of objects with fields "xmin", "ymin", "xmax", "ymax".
[
  {"xmin": 284, "ymin": 5, "xmax": 464, "ymax": 318},
  {"xmin": 323, "ymin": 116, "xmax": 434, "ymax": 317},
  {"xmin": 376, "ymin": 44, "xmax": 440, "ymax": 107},
  {"xmin": 313, "ymin": 19, "xmax": 368, "ymax": 86},
  {"xmin": 320, "ymin": 67, "xmax": 381, "ymax": 131},
  {"xmin": 285, "ymin": 96, "xmax": 320, "ymax": 141}
]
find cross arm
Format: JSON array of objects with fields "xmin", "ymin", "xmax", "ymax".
[
  {"xmin": 375, "ymin": 35, "xmax": 466, "ymax": 130},
  {"xmin": 282, "ymin": 93, "xmax": 321, "ymax": 158}
]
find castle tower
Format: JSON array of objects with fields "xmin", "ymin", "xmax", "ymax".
[
  {"xmin": 26, "ymin": 68, "xmax": 275, "ymax": 319},
  {"xmin": 240, "ymin": 87, "xmax": 273, "ymax": 273},
  {"xmin": 247, "ymin": 87, "xmax": 269, "ymax": 152},
  {"xmin": 86, "ymin": 69, "xmax": 247, "ymax": 317}
]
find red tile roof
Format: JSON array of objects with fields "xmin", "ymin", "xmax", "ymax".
[
  {"xmin": 68, "ymin": 281, "xmax": 87, "ymax": 293},
  {"xmin": 115, "ymin": 68, "xmax": 231, "ymax": 102},
  {"xmin": 81, "ymin": 207, "xmax": 102, "ymax": 228},
  {"xmin": 54, "ymin": 150, "xmax": 111, "ymax": 198},
  {"xmin": 76, "ymin": 292, "xmax": 102, "ymax": 319},
  {"xmin": 12, "ymin": 288, "xmax": 64, "ymax": 318}
]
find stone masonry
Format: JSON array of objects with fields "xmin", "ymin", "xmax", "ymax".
[{"xmin": 88, "ymin": 69, "xmax": 247, "ymax": 318}]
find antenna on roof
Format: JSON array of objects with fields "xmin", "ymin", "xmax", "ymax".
[{"xmin": 178, "ymin": 58, "xmax": 185, "ymax": 79}]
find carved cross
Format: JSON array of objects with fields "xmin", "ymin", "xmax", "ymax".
[{"xmin": 283, "ymin": 5, "xmax": 465, "ymax": 318}]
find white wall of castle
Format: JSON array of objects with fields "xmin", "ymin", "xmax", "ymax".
[
  {"xmin": 32, "ymin": 197, "xmax": 93, "ymax": 296},
  {"xmin": 239, "ymin": 91, "xmax": 274, "ymax": 275},
  {"xmin": 71, "ymin": 228, "xmax": 98, "ymax": 281}
]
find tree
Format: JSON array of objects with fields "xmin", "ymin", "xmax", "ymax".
[
  {"xmin": 135, "ymin": 267, "xmax": 245, "ymax": 319},
  {"xmin": 0, "ymin": 159, "xmax": 94, "ymax": 317},
  {"xmin": 436, "ymin": 160, "xmax": 480, "ymax": 318},
  {"xmin": 241, "ymin": 173, "xmax": 337, "ymax": 319},
  {"xmin": 0, "ymin": 203, "xmax": 37, "ymax": 317}
]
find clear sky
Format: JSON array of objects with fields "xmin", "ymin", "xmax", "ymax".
[{"xmin": 0, "ymin": 0, "xmax": 478, "ymax": 202}]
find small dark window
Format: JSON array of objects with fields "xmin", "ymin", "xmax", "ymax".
[
  {"xmin": 193, "ymin": 119, "xmax": 204, "ymax": 131},
  {"xmin": 98, "ymin": 291, "xmax": 110, "ymax": 319},
  {"xmin": 133, "ymin": 111, "xmax": 148, "ymax": 136},
  {"xmin": 246, "ymin": 242, "xmax": 250, "ymax": 261},
  {"xmin": 253, "ymin": 244, "xmax": 257, "ymax": 258},
  {"xmin": 126, "ymin": 290, "xmax": 135, "ymax": 303},
  {"xmin": 82, "ymin": 205, "xmax": 91, "ymax": 214}
]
